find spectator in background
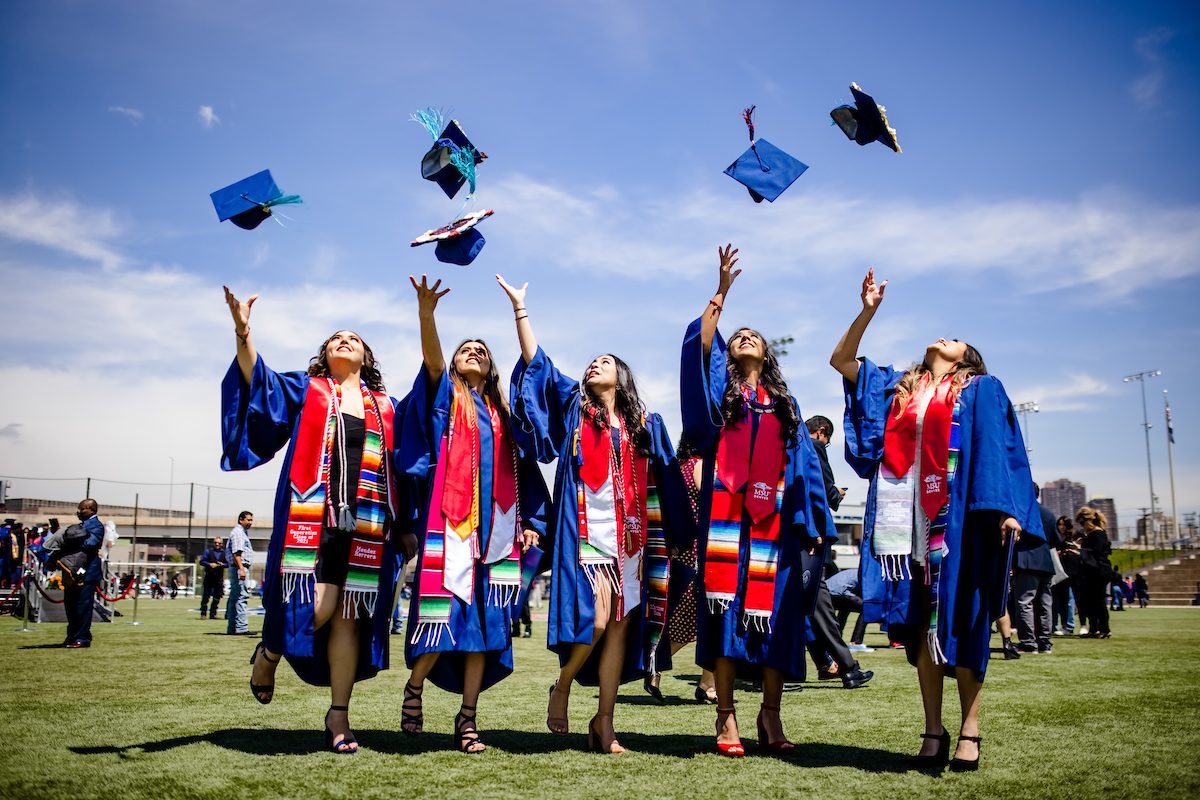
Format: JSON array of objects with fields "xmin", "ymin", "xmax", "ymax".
[
  {"xmin": 199, "ymin": 536, "xmax": 227, "ymax": 620},
  {"xmin": 226, "ymin": 511, "xmax": 255, "ymax": 636},
  {"xmin": 827, "ymin": 566, "xmax": 871, "ymax": 651},
  {"xmin": 1052, "ymin": 517, "xmax": 1078, "ymax": 636},
  {"xmin": 63, "ymin": 499, "xmax": 105, "ymax": 648},
  {"xmin": 0, "ymin": 519, "xmax": 13, "ymax": 588},
  {"xmin": 1133, "ymin": 573, "xmax": 1150, "ymax": 608},
  {"xmin": 1012, "ymin": 484, "xmax": 1057, "ymax": 654},
  {"xmin": 1109, "ymin": 571, "xmax": 1126, "ymax": 612},
  {"xmin": 1076, "ymin": 506, "xmax": 1113, "ymax": 639}
]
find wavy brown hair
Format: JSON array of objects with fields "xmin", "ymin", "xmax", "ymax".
[
  {"xmin": 1075, "ymin": 506, "xmax": 1108, "ymax": 532},
  {"xmin": 721, "ymin": 327, "xmax": 800, "ymax": 445},
  {"xmin": 892, "ymin": 342, "xmax": 986, "ymax": 418},
  {"xmin": 580, "ymin": 354, "xmax": 650, "ymax": 456},
  {"xmin": 307, "ymin": 330, "xmax": 385, "ymax": 392},
  {"xmin": 449, "ymin": 338, "xmax": 510, "ymax": 428}
]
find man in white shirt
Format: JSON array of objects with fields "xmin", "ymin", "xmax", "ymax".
[{"xmin": 226, "ymin": 511, "xmax": 255, "ymax": 635}]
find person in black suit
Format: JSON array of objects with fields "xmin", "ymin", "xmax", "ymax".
[{"xmin": 1012, "ymin": 485, "xmax": 1059, "ymax": 653}]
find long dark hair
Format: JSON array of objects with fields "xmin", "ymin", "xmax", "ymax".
[
  {"xmin": 893, "ymin": 342, "xmax": 986, "ymax": 417},
  {"xmin": 580, "ymin": 354, "xmax": 650, "ymax": 456},
  {"xmin": 449, "ymin": 338, "xmax": 510, "ymax": 428},
  {"xmin": 720, "ymin": 327, "xmax": 800, "ymax": 445},
  {"xmin": 307, "ymin": 330, "xmax": 385, "ymax": 392}
]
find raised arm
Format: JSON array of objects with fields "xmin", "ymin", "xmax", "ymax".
[
  {"xmin": 410, "ymin": 274, "xmax": 451, "ymax": 382},
  {"xmin": 830, "ymin": 268, "xmax": 887, "ymax": 384},
  {"xmin": 223, "ymin": 286, "xmax": 259, "ymax": 385},
  {"xmin": 496, "ymin": 274, "xmax": 537, "ymax": 364},
  {"xmin": 700, "ymin": 244, "xmax": 741, "ymax": 359}
]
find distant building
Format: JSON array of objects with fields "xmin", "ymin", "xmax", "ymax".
[
  {"xmin": 1087, "ymin": 498, "xmax": 1119, "ymax": 542},
  {"xmin": 1042, "ymin": 479, "xmax": 1087, "ymax": 522},
  {"xmin": 1136, "ymin": 511, "xmax": 1178, "ymax": 547}
]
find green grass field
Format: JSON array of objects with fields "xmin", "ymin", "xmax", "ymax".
[{"xmin": 3, "ymin": 598, "xmax": 1198, "ymax": 799}]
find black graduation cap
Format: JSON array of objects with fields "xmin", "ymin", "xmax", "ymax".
[
  {"xmin": 411, "ymin": 209, "xmax": 493, "ymax": 266},
  {"xmin": 210, "ymin": 170, "xmax": 303, "ymax": 230},
  {"xmin": 413, "ymin": 110, "xmax": 488, "ymax": 199},
  {"xmin": 724, "ymin": 106, "xmax": 809, "ymax": 203},
  {"xmin": 830, "ymin": 83, "xmax": 901, "ymax": 152}
]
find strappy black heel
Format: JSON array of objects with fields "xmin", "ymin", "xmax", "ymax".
[
  {"xmin": 401, "ymin": 681, "xmax": 424, "ymax": 736},
  {"xmin": 249, "ymin": 642, "xmax": 280, "ymax": 705},
  {"xmin": 324, "ymin": 705, "xmax": 358, "ymax": 754},
  {"xmin": 950, "ymin": 733, "xmax": 982, "ymax": 772},
  {"xmin": 910, "ymin": 728, "xmax": 950, "ymax": 768},
  {"xmin": 455, "ymin": 704, "xmax": 486, "ymax": 754}
]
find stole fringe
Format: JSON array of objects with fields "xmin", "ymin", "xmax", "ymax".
[
  {"xmin": 582, "ymin": 562, "xmax": 621, "ymax": 597},
  {"xmin": 743, "ymin": 611, "xmax": 773, "ymax": 634},
  {"xmin": 341, "ymin": 589, "xmax": 377, "ymax": 621},
  {"xmin": 281, "ymin": 572, "xmax": 315, "ymax": 605},
  {"xmin": 927, "ymin": 629, "xmax": 947, "ymax": 665},
  {"xmin": 487, "ymin": 583, "xmax": 520, "ymax": 609},
  {"xmin": 879, "ymin": 554, "xmax": 911, "ymax": 582},
  {"xmin": 409, "ymin": 621, "xmax": 456, "ymax": 648},
  {"xmin": 706, "ymin": 595, "xmax": 734, "ymax": 615}
]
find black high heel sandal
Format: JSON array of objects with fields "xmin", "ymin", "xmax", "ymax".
[
  {"xmin": 249, "ymin": 642, "xmax": 280, "ymax": 705},
  {"xmin": 910, "ymin": 728, "xmax": 950, "ymax": 768},
  {"xmin": 324, "ymin": 705, "xmax": 358, "ymax": 754},
  {"xmin": 455, "ymin": 704, "xmax": 486, "ymax": 754},
  {"xmin": 643, "ymin": 673, "xmax": 665, "ymax": 703},
  {"xmin": 401, "ymin": 681, "xmax": 424, "ymax": 737},
  {"xmin": 950, "ymin": 733, "xmax": 982, "ymax": 772},
  {"xmin": 546, "ymin": 683, "xmax": 569, "ymax": 735}
]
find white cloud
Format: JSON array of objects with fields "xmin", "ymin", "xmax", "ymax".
[
  {"xmin": 1130, "ymin": 28, "xmax": 1174, "ymax": 110},
  {"xmin": 0, "ymin": 193, "xmax": 124, "ymax": 270},
  {"xmin": 1008, "ymin": 372, "xmax": 1118, "ymax": 413},
  {"xmin": 198, "ymin": 105, "xmax": 220, "ymax": 128},
  {"xmin": 107, "ymin": 105, "xmax": 143, "ymax": 124},
  {"xmin": 0, "ymin": 423, "xmax": 21, "ymax": 440}
]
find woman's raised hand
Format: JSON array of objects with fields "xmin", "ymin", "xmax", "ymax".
[
  {"xmin": 223, "ymin": 286, "xmax": 257, "ymax": 334},
  {"xmin": 861, "ymin": 267, "xmax": 888, "ymax": 310},
  {"xmin": 410, "ymin": 274, "xmax": 450, "ymax": 316},
  {"xmin": 495, "ymin": 274, "xmax": 528, "ymax": 310},
  {"xmin": 717, "ymin": 243, "xmax": 741, "ymax": 297}
]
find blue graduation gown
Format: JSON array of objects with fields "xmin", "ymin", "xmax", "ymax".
[
  {"xmin": 220, "ymin": 356, "xmax": 401, "ymax": 686},
  {"xmin": 396, "ymin": 368, "xmax": 549, "ymax": 694},
  {"xmin": 680, "ymin": 317, "xmax": 836, "ymax": 682},
  {"xmin": 510, "ymin": 348, "xmax": 692, "ymax": 685},
  {"xmin": 842, "ymin": 358, "xmax": 1043, "ymax": 680}
]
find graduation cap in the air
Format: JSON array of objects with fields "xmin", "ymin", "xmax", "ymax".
[
  {"xmin": 412, "ymin": 109, "xmax": 487, "ymax": 200},
  {"xmin": 411, "ymin": 209, "xmax": 493, "ymax": 266},
  {"xmin": 830, "ymin": 83, "xmax": 901, "ymax": 152},
  {"xmin": 210, "ymin": 170, "xmax": 303, "ymax": 230},
  {"xmin": 724, "ymin": 106, "xmax": 809, "ymax": 203}
]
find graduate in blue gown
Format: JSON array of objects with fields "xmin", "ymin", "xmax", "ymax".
[
  {"xmin": 498, "ymin": 274, "xmax": 690, "ymax": 755},
  {"xmin": 397, "ymin": 276, "xmax": 548, "ymax": 754},
  {"xmin": 680, "ymin": 245, "xmax": 837, "ymax": 757},
  {"xmin": 220, "ymin": 287, "xmax": 412, "ymax": 754},
  {"xmin": 830, "ymin": 268, "xmax": 1042, "ymax": 771}
]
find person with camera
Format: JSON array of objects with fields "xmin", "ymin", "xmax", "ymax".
[{"xmin": 56, "ymin": 499, "xmax": 105, "ymax": 648}]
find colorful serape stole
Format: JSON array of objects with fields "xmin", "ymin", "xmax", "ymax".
[
  {"xmin": 413, "ymin": 433, "xmax": 456, "ymax": 646},
  {"xmin": 281, "ymin": 378, "xmax": 395, "ymax": 617},
  {"xmin": 643, "ymin": 465, "xmax": 671, "ymax": 673},
  {"xmin": 925, "ymin": 385, "xmax": 967, "ymax": 665}
]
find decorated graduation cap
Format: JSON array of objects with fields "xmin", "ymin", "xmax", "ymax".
[
  {"xmin": 724, "ymin": 106, "xmax": 809, "ymax": 203},
  {"xmin": 210, "ymin": 169, "xmax": 303, "ymax": 230},
  {"xmin": 830, "ymin": 83, "xmax": 901, "ymax": 152},
  {"xmin": 412, "ymin": 108, "xmax": 488, "ymax": 200},
  {"xmin": 410, "ymin": 107, "xmax": 494, "ymax": 265}
]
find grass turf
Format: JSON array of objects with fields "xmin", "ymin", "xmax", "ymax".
[{"xmin": 2, "ymin": 599, "xmax": 1198, "ymax": 799}]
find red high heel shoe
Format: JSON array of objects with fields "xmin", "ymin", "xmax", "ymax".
[
  {"xmin": 756, "ymin": 704, "xmax": 795, "ymax": 754},
  {"xmin": 716, "ymin": 707, "xmax": 745, "ymax": 758}
]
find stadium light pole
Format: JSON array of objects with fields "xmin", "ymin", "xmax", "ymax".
[
  {"xmin": 1123, "ymin": 370, "xmax": 1161, "ymax": 548},
  {"xmin": 1014, "ymin": 401, "xmax": 1039, "ymax": 462}
]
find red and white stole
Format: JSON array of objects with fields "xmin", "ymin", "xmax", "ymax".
[
  {"xmin": 703, "ymin": 383, "xmax": 786, "ymax": 630},
  {"xmin": 575, "ymin": 408, "xmax": 647, "ymax": 620}
]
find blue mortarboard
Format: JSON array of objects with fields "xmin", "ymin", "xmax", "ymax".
[
  {"xmin": 210, "ymin": 170, "xmax": 303, "ymax": 230},
  {"xmin": 411, "ymin": 209, "xmax": 493, "ymax": 266},
  {"xmin": 830, "ymin": 83, "xmax": 901, "ymax": 152},
  {"xmin": 723, "ymin": 106, "xmax": 808, "ymax": 203},
  {"xmin": 413, "ymin": 110, "xmax": 488, "ymax": 199}
]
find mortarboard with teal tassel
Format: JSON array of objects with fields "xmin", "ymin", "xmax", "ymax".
[
  {"xmin": 412, "ymin": 108, "xmax": 488, "ymax": 199},
  {"xmin": 210, "ymin": 170, "xmax": 303, "ymax": 230}
]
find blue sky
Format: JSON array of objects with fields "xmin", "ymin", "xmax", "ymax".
[{"xmin": 1, "ymin": 1, "xmax": 1197, "ymax": 535}]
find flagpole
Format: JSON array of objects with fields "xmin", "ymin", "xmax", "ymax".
[{"xmin": 1164, "ymin": 390, "xmax": 1178, "ymax": 543}]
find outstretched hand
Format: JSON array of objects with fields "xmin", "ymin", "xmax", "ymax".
[
  {"xmin": 223, "ymin": 286, "xmax": 258, "ymax": 334},
  {"xmin": 861, "ymin": 267, "xmax": 888, "ymax": 310},
  {"xmin": 717, "ymin": 243, "xmax": 741, "ymax": 296},
  {"xmin": 495, "ymin": 274, "xmax": 528, "ymax": 310},
  {"xmin": 410, "ymin": 274, "xmax": 450, "ymax": 316}
]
